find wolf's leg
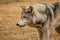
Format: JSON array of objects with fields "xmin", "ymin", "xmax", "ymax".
[
  {"xmin": 41, "ymin": 17, "xmax": 50, "ymax": 40},
  {"xmin": 42, "ymin": 26, "xmax": 50, "ymax": 40},
  {"xmin": 37, "ymin": 28, "xmax": 43, "ymax": 40}
]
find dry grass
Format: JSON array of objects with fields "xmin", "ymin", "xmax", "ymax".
[
  {"xmin": 0, "ymin": 0, "xmax": 60, "ymax": 40},
  {"xmin": 0, "ymin": 0, "xmax": 23, "ymax": 4}
]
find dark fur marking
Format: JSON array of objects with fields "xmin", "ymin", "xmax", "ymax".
[{"xmin": 53, "ymin": 2, "xmax": 59, "ymax": 18}]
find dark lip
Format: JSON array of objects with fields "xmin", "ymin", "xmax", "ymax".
[
  {"xmin": 16, "ymin": 24, "xmax": 25, "ymax": 27},
  {"xmin": 19, "ymin": 25, "xmax": 25, "ymax": 27}
]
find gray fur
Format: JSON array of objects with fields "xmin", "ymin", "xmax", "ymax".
[{"xmin": 16, "ymin": 2, "xmax": 60, "ymax": 40}]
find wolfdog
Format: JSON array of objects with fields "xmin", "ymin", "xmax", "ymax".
[{"xmin": 16, "ymin": 2, "xmax": 60, "ymax": 40}]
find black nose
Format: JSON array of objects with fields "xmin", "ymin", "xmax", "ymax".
[{"xmin": 16, "ymin": 23, "xmax": 19, "ymax": 26}]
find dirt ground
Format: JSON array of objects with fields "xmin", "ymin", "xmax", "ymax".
[{"xmin": 0, "ymin": 0, "xmax": 60, "ymax": 40}]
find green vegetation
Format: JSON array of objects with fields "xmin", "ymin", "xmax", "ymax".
[{"xmin": 0, "ymin": 0, "xmax": 23, "ymax": 4}]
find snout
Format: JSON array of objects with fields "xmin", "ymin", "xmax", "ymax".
[
  {"xmin": 16, "ymin": 19, "xmax": 27, "ymax": 27},
  {"xmin": 16, "ymin": 23, "xmax": 25, "ymax": 27}
]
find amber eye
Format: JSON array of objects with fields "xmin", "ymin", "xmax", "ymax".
[{"xmin": 23, "ymin": 16, "xmax": 26, "ymax": 18}]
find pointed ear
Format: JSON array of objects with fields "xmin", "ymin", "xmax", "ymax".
[
  {"xmin": 28, "ymin": 6, "xmax": 33, "ymax": 12},
  {"xmin": 21, "ymin": 6, "xmax": 25, "ymax": 10}
]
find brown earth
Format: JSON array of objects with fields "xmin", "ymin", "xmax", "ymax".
[{"xmin": 0, "ymin": 0, "xmax": 60, "ymax": 40}]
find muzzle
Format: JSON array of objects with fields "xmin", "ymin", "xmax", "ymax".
[{"xmin": 16, "ymin": 19, "xmax": 27, "ymax": 27}]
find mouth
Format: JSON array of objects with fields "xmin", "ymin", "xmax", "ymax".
[{"xmin": 16, "ymin": 23, "xmax": 25, "ymax": 27}]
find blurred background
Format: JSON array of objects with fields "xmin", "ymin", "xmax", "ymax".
[{"xmin": 0, "ymin": 0, "xmax": 60, "ymax": 40}]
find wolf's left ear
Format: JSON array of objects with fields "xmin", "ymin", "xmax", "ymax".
[
  {"xmin": 21, "ymin": 6, "xmax": 26, "ymax": 10},
  {"xmin": 28, "ymin": 6, "xmax": 33, "ymax": 12}
]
